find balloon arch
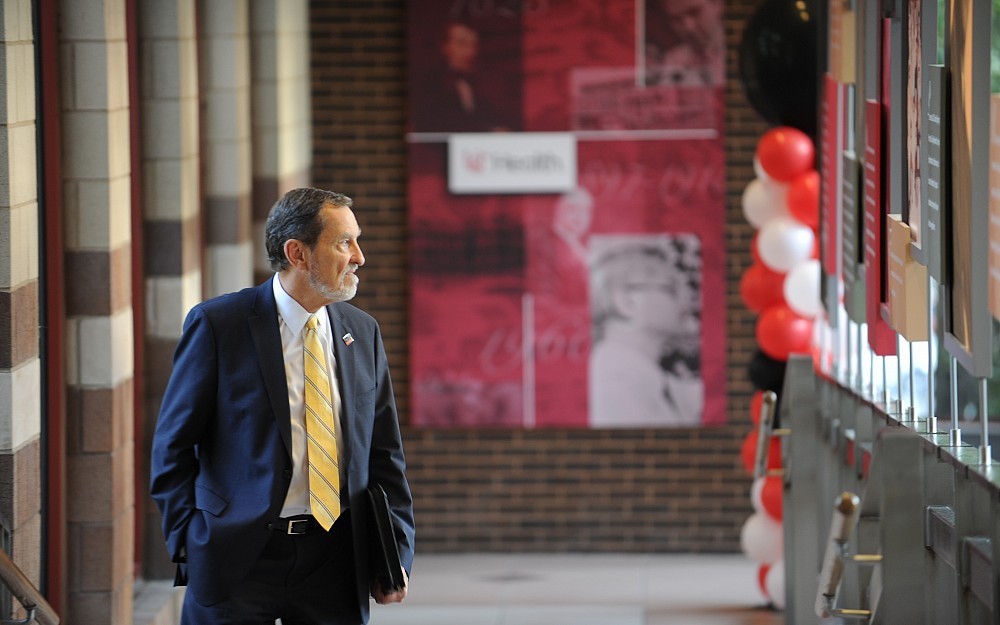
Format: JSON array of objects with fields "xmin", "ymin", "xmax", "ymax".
[{"xmin": 735, "ymin": 0, "xmax": 818, "ymax": 608}]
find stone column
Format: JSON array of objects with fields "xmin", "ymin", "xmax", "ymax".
[
  {"xmin": 138, "ymin": 0, "xmax": 201, "ymax": 580},
  {"xmin": 0, "ymin": 0, "xmax": 42, "ymax": 615},
  {"xmin": 200, "ymin": 0, "xmax": 253, "ymax": 296},
  {"xmin": 250, "ymin": 0, "xmax": 312, "ymax": 284},
  {"xmin": 59, "ymin": 0, "xmax": 135, "ymax": 621}
]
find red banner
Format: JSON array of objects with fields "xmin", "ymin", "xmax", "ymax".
[{"xmin": 407, "ymin": 0, "xmax": 727, "ymax": 427}]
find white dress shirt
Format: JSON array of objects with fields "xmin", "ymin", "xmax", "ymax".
[{"xmin": 272, "ymin": 275, "xmax": 346, "ymax": 518}]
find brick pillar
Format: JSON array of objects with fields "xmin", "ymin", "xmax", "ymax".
[
  {"xmin": 0, "ymin": 1, "xmax": 43, "ymax": 618},
  {"xmin": 249, "ymin": 0, "xmax": 312, "ymax": 284},
  {"xmin": 200, "ymin": 0, "xmax": 254, "ymax": 297},
  {"xmin": 58, "ymin": 1, "xmax": 135, "ymax": 622},
  {"xmin": 138, "ymin": 0, "xmax": 202, "ymax": 580}
]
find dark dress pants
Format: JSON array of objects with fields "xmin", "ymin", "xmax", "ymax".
[{"xmin": 181, "ymin": 512, "xmax": 362, "ymax": 625}]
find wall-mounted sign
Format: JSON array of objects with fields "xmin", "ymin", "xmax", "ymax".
[{"xmin": 448, "ymin": 133, "xmax": 577, "ymax": 194}]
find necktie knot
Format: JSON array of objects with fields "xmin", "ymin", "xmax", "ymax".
[{"xmin": 306, "ymin": 314, "xmax": 320, "ymax": 331}]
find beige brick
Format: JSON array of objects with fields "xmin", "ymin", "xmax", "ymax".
[
  {"xmin": 205, "ymin": 140, "xmax": 251, "ymax": 196},
  {"xmin": 251, "ymin": 33, "xmax": 277, "ymax": 80},
  {"xmin": 143, "ymin": 99, "xmax": 184, "ymax": 158},
  {"xmin": 206, "ymin": 242, "xmax": 253, "ymax": 296},
  {"xmin": 71, "ymin": 42, "xmax": 113, "ymax": 111},
  {"xmin": 107, "ymin": 107, "xmax": 131, "ymax": 178},
  {"xmin": 205, "ymin": 88, "xmax": 251, "ymax": 142},
  {"xmin": 61, "ymin": 110, "xmax": 110, "ymax": 180},
  {"xmin": 204, "ymin": 37, "xmax": 250, "ymax": 90},
  {"xmin": 0, "ymin": 201, "xmax": 41, "ymax": 289},
  {"xmin": 200, "ymin": 0, "xmax": 248, "ymax": 37},
  {"xmin": 142, "ymin": 159, "xmax": 183, "ymax": 220},
  {"xmin": 7, "ymin": 122, "xmax": 37, "ymax": 207},
  {"xmin": 140, "ymin": 0, "xmax": 196, "ymax": 41},
  {"xmin": 145, "ymin": 271, "xmax": 201, "ymax": 339},
  {"xmin": 0, "ymin": 358, "xmax": 41, "ymax": 452},
  {"xmin": 5, "ymin": 41, "xmax": 37, "ymax": 126},
  {"xmin": 105, "ymin": 39, "xmax": 129, "ymax": 109},
  {"xmin": 145, "ymin": 41, "xmax": 179, "ymax": 99},
  {"xmin": 59, "ymin": 0, "xmax": 126, "ymax": 42},
  {"xmin": 75, "ymin": 307, "xmax": 134, "ymax": 387},
  {"xmin": 1, "ymin": 0, "xmax": 33, "ymax": 43}
]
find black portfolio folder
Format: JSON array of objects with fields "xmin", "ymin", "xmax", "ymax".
[{"xmin": 366, "ymin": 483, "xmax": 406, "ymax": 593}]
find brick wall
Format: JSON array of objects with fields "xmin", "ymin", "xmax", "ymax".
[{"xmin": 310, "ymin": 0, "xmax": 773, "ymax": 552}]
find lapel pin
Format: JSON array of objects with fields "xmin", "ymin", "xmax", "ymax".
[{"xmin": 342, "ymin": 333, "xmax": 354, "ymax": 346}]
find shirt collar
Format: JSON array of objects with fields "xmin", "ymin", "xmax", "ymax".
[{"xmin": 272, "ymin": 274, "xmax": 330, "ymax": 336}]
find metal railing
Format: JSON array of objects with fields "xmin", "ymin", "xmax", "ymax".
[{"xmin": 0, "ymin": 547, "xmax": 59, "ymax": 625}]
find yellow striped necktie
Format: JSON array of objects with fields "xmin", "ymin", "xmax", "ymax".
[{"xmin": 304, "ymin": 314, "xmax": 341, "ymax": 530}]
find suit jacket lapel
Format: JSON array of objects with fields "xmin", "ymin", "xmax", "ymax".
[
  {"xmin": 327, "ymin": 303, "xmax": 355, "ymax": 472},
  {"xmin": 249, "ymin": 279, "xmax": 293, "ymax": 459}
]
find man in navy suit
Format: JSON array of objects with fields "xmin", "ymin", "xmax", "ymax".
[{"xmin": 150, "ymin": 188, "xmax": 414, "ymax": 624}]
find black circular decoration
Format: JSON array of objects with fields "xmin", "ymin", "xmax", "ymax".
[
  {"xmin": 738, "ymin": 0, "xmax": 819, "ymax": 138},
  {"xmin": 747, "ymin": 349, "xmax": 787, "ymax": 393}
]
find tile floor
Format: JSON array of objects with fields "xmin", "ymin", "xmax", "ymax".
[{"xmin": 370, "ymin": 553, "xmax": 786, "ymax": 625}]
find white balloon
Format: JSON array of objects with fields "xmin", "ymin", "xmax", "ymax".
[
  {"xmin": 741, "ymin": 178, "xmax": 790, "ymax": 229},
  {"xmin": 756, "ymin": 217, "xmax": 815, "ymax": 273},
  {"xmin": 740, "ymin": 512, "xmax": 784, "ymax": 564},
  {"xmin": 750, "ymin": 477, "xmax": 766, "ymax": 513},
  {"xmin": 753, "ymin": 155, "xmax": 771, "ymax": 181},
  {"xmin": 783, "ymin": 259, "xmax": 823, "ymax": 318},
  {"xmin": 765, "ymin": 560, "xmax": 786, "ymax": 609}
]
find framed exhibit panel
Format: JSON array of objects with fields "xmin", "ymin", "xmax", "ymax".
[
  {"xmin": 842, "ymin": 150, "xmax": 866, "ymax": 322},
  {"xmin": 917, "ymin": 0, "xmax": 942, "ymax": 272},
  {"xmin": 855, "ymin": 0, "xmax": 897, "ymax": 355},
  {"xmin": 821, "ymin": 76, "xmax": 843, "ymax": 286},
  {"xmin": 989, "ymin": 8, "xmax": 1000, "ymax": 321},
  {"xmin": 940, "ymin": 0, "xmax": 992, "ymax": 376},
  {"xmin": 903, "ymin": 0, "xmax": 930, "ymax": 262},
  {"xmin": 989, "ymin": 95, "xmax": 1000, "ymax": 320},
  {"xmin": 884, "ymin": 0, "xmax": 907, "ymax": 225},
  {"xmin": 922, "ymin": 64, "xmax": 946, "ymax": 282},
  {"xmin": 863, "ymin": 97, "xmax": 898, "ymax": 354}
]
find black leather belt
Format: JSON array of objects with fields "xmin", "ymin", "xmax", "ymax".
[{"xmin": 267, "ymin": 515, "xmax": 321, "ymax": 535}]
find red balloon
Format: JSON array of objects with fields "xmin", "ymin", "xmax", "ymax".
[
  {"xmin": 751, "ymin": 232, "xmax": 763, "ymax": 265},
  {"xmin": 740, "ymin": 431, "xmax": 783, "ymax": 474},
  {"xmin": 787, "ymin": 170, "xmax": 820, "ymax": 229},
  {"xmin": 760, "ymin": 475, "xmax": 783, "ymax": 521},
  {"xmin": 755, "ymin": 303, "xmax": 813, "ymax": 361},
  {"xmin": 758, "ymin": 564, "xmax": 771, "ymax": 598},
  {"xmin": 756, "ymin": 127, "xmax": 815, "ymax": 182},
  {"xmin": 739, "ymin": 263, "xmax": 786, "ymax": 313},
  {"xmin": 750, "ymin": 390, "xmax": 764, "ymax": 424}
]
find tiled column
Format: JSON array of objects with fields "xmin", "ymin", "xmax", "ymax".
[
  {"xmin": 249, "ymin": 0, "xmax": 312, "ymax": 285},
  {"xmin": 139, "ymin": 0, "xmax": 201, "ymax": 579},
  {"xmin": 200, "ymin": 0, "xmax": 253, "ymax": 296},
  {"xmin": 0, "ymin": 0, "xmax": 42, "ymax": 610},
  {"xmin": 59, "ymin": 0, "xmax": 135, "ymax": 622}
]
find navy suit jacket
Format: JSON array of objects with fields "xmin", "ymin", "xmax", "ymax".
[{"xmin": 150, "ymin": 278, "xmax": 414, "ymax": 619}]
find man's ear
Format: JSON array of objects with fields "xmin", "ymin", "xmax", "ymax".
[{"xmin": 283, "ymin": 239, "xmax": 309, "ymax": 270}]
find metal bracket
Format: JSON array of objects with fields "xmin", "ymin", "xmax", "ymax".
[{"xmin": 2, "ymin": 605, "xmax": 36, "ymax": 625}]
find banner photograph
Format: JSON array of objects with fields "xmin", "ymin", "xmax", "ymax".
[{"xmin": 406, "ymin": 0, "xmax": 726, "ymax": 428}]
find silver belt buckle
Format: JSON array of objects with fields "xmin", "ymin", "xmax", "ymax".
[{"xmin": 286, "ymin": 519, "xmax": 309, "ymax": 535}]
